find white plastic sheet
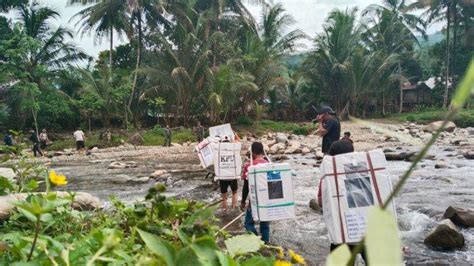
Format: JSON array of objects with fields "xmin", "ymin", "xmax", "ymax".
[
  {"xmin": 248, "ymin": 163, "xmax": 295, "ymax": 222},
  {"xmin": 320, "ymin": 149, "xmax": 396, "ymax": 244},
  {"xmin": 213, "ymin": 142, "xmax": 242, "ymax": 180}
]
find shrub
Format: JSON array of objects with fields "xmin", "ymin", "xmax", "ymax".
[{"xmin": 235, "ymin": 116, "xmax": 253, "ymax": 126}]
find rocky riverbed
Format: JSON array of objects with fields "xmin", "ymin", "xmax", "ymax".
[{"xmin": 7, "ymin": 120, "xmax": 474, "ymax": 265}]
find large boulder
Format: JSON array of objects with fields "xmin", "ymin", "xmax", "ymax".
[
  {"xmin": 0, "ymin": 167, "xmax": 15, "ymax": 181},
  {"xmin": 443, "ymin": 206, "xmax": 474, "ymax": 228},
  {"xmin": 150, "ymin": 169, "xmax": 169, "ymax": 179},
  {"xmin": 111, "ymin": 174, "xmax": 149, "ymax": 184},
  {"xmin": 285, "ymin": 141, "xmax": 302, "ymax": 154},
  {"xmin": 309, "ymin": 199, "xmax": 322, "ymax": 213},
  {"xmin": 0, "ymin": 192, "xmax": 101, "ymax": 220},
  {"xmin": 301, "ymin": 147, "xmax": 311, "ymax": 155},
  {"xmin": 108, "ymin": 161, "xmax": 137, "ymax": 169},
  {"xmin": 463, "ymin": 151, "xmax": 474, "ymax": 160},
  {"xmin": 128, "ymin": 133, "xmax": 144, "ymax": 146},
  {"xmin": 435, "ymin": 160, "xmax": 449, "ymax": 169},
  {"xmin": 384, "ymin": 151, "xmax": 407, "ymax": 161},
  {"xmin": 423, "ymin": 121, "xmax": 456, "ymax": 133},
  {"xmin": 424, "ymin": 219, "xmax": 465, "ymax": 249},
  {"xmin": 276, "ymin": 133, "xmax": 289, "ymax": 144},
  {"xmin": 269, "ymin": 143, "xmax": 286, "ymax": 154}
]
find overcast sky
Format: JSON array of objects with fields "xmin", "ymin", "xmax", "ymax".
[{"xmin": 5, "ymin": 0, "xmax": 443, "ymax": 57}]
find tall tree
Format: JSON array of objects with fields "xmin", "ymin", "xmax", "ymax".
[{"xmin": 71, "ymin": 0, "xmax": 128, "ymax": 69}]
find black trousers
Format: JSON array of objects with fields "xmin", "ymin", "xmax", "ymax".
[{"xmin": 32, "ymin": 143, "xmax": 43, "ymax": 157}]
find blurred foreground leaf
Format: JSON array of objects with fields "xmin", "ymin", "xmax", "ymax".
[
  {"xmin": 326, "ymin": 244, "xmax": 351, "ymax": 266},
  {"xmin": 224, "ymin": 234, "xmax": 264, "ymax": 257},
  {"xmin": 366, "ymin": 207, "xmax": 401, "ymax": 266}
]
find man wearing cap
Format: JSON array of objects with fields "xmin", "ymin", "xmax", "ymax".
[{"xmin": 316, "ymin": 106, "xmax": 341, "ymax": 154}]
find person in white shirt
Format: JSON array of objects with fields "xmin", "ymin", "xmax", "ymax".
[{"xmin": 73, "ymin": 128, "xmax": 86, "ymax": 152}]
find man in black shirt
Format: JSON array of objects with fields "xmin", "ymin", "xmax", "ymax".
[
  {"xmin": 316, "ymin": 106, "xmax": 341, "ymax": 154},
  {"xmin": 29, "ymin": 130, "xmax": 43, "ymax": 157}
]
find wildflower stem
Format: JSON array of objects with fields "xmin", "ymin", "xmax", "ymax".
[{"xmin": 27, "ymin": 217, "xmax": 41, "ymax": 261}]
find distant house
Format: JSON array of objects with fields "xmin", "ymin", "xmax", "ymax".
[{"xmin": 402, "ymin": 77, "xmax": 451, "ymax": 111}]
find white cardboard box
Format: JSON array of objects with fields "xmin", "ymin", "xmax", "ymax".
[
  {"xmin": 320, "ymin": 149, "xmax": 396, "ymax": 244},
  {"xmin": 213, "ymin": 142, "xmax": 242, "ymax": 180},
  {"xmin": 195, "ymin": 138, "xmax": 215, "ymax": 169},
  {"xmin": 248, "ymin": 163, "xmax": 295, "ymax": 222},
  {"xmin": 209, "ymin": 123, "xmax": 234, "ymax": 140}
]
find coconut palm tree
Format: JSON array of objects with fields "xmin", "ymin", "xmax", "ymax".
[
  {"xmin": 0, "ymin": 0, "xmax": 27, "ymax": 12},
  {"xmin": 304, "ymin": 8, "xmax": 361, "ymax": 113},
  {"xmin": 71, "ymin": 0, "xmax": 129, "ymax": 69}
]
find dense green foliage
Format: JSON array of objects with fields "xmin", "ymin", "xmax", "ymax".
[
  {"xmin": 0, "ymin": 156, "xmax": 303, "ymax": 265},
  {"xmin": 0, "ymin": 0, "xmax": 472, "ymax": 133}
]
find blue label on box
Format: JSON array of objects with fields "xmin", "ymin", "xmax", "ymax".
[{"xmin": 267, "ymin": 171, "xmax": 282, "ymax": 181}]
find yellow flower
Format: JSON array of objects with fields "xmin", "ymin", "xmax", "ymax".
[
  {"xmin": 289, "ymin": 249, "xmax": 306, "ymax": 265},
  {"xmin": 274, "ymin": 260, "xmax": 292, "ymax": 266},
  {"xmin": 49, "ymin": 170, "xmax": 67, "ymax": 186},
  {"xmin": 277, "ymin": 247, "xmax": 284, "ymax": 258}
]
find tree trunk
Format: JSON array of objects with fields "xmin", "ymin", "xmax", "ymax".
[
  {"xmin": 88, "ymin": 114, "xmax": 91, "ymax": 134},
  {"xmin": 109, "ymin": 27, "xmax": 114, "ymax": 71},
  {"xmin": 452, "ymin": 2, "xmax": 458, "ymax": 87},
  {"xmin": 443, "ymin": 3, "xmax": 451, "ymax": 108},
  {"xmin": 399, "ymin": 62, "xmax": 403, "ymax": 113},
  {"xmin": 382, "ymin": 92, "xmax": 386, "ymax": 116},
  {"xmin": 128, "ymin": 11, "xmax": 143, "ymax": 128},
  {"xmin": 32, "ymin": 107, "xmax": 39, "ymax": 136}
]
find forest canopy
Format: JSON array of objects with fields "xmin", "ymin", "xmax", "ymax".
[{"xmin": 0, "ymin": 0, "xmax": 473, "ymax": 131}]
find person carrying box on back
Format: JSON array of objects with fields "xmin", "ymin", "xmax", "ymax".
[
  {"xmin": 218, "ymin": 136, "xmax": 239, "ymax": 211},
  {"xmin": 240, "ymin": 142, "xmax": 270, "ymax": 244}
]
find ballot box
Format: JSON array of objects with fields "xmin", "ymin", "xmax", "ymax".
[
  {"xmin": 320, "ymin": 149, "xmax": 396, "ymax": 244},
  {"xmin": 213, "ymin": 142, "xmax": 242, "ymax": 180},
  {"xmin": 248, "ymin": 163, "xmax": 295, "ymax": 222},
  {"xmin": 195, "ymin": 137, "xmax": 215, "ymax": 168}
]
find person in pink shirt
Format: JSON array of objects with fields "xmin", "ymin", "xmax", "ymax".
[{"xmin": 240, "ymin": 142, "xmax": 270, "ymax": 243}]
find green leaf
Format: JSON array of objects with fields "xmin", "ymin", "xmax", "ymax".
[
  {"xmin": 451, "ymin": 59, "xmax": 474, "ymax": 108},
  {"xmin": 224, "ymin": 234, "xmax": 264, "ymax": 257},
  {"xmin": 17, "ymin": 208, "xmax": 37, "ymax": 223},
  {"xmin": 137, "ymin": 228, "xmax": 176, "ymax": 266},
  {"xmin": 216, "ymin": 251, "xmax": 238, "ymax": 266},
  {"xmin": 366, "ymin": 207, "xmax": 402, "ymax": 266},
  {"xmin": 40, "ymin": 213, "xmax": 53, "ymax": 223},
  {"xmin": 25, "ymin": 179, "xmax": 38, "ymax": 191},
  {"xmin": 241, "ymin": 256, "xmax": 273, "ymax": 266},
  {"xmin": 326, "ymin": 244, "xmax": 351, "ymax": 266}
]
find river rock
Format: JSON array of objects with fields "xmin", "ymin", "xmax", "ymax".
[
  {"xmin": 0, "ymin": 192, "xmax": 101, "ymax": 220},
  {"xmin": 150, "ymin": 169, "xmax": 169, "ymax": 179},
  {"xmin": 463, "ymin": 151, "xmax": 474, "ymax": 160},
  {"xmin": 54, "ymin": 151, "xmax": 66, "ymax": 156},
  {"xmin": 315, "ymin": 151, "xmax": 324, "ymax": 160},
  {"xmin": 384, "ymin": 151, "xmax": 407, "ymax": 161},
  {"xmin": 309, "ymin": 199, "xmax": 322, "ymax": 213},
  {"xmin": 269, "ymin": 143, "xmax": 286, "ymax": 154},
  {"xmin": 276, "ymin": 133, "xmax": 289, "ymax": 144},
  {"xmin": 107, "ymin": 161, "xmax": 137, "ymax": 169},
  {"xmin": 301, "ymin": 147, "xmax": 311, "ymax": 155},
  {"xmin": 434, "ymin": 160, "xmax": 449, "ymax": 169},
  {"xmin": 0, "ymin": 167, "xmax": 15, "ymax": 181},
  {"xmin": 423, "ymin": 121, "xmax": 456, "ymax": 133},
  {"xmin": 443, "ymin": 206, "xmax": 474, "ymax": 228},
  {"xmin": 424, "ymin": 219, "xmax": 465, "ymax": 249},
  {"xmin": 128, "ymin": 133, "xmax": 144, "ymax": 146},
  {"xmin": 273, "ymin": 155, "xmax": 289, "ymax": 162},
  {"xmin": 285, "ymin": 141, "xmax": 302, "ymax": 154}
]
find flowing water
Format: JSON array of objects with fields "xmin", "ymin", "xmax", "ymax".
[{"xmin": 49, "ymin": 144, "xmax": 474, "ymax": 265}]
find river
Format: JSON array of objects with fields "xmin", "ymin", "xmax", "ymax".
[{"xmin": 48, "ymin": 140, "xmax": 474, "ymax": 265}]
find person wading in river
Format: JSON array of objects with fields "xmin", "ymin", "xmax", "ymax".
[
  {"xmin": 240, "ymin": 142, "xmax": 270, "ymax": 243},
  {"xmin": 316, "ymin": 106, "xmax": 341, "ymax": 155},
  {"xmin": 218, "ymin": 136, "xmax": 238, "ymax": 211},
  {"xmin": 317, "ymin": 139, "xmax": 368, "ymax": 264}
]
